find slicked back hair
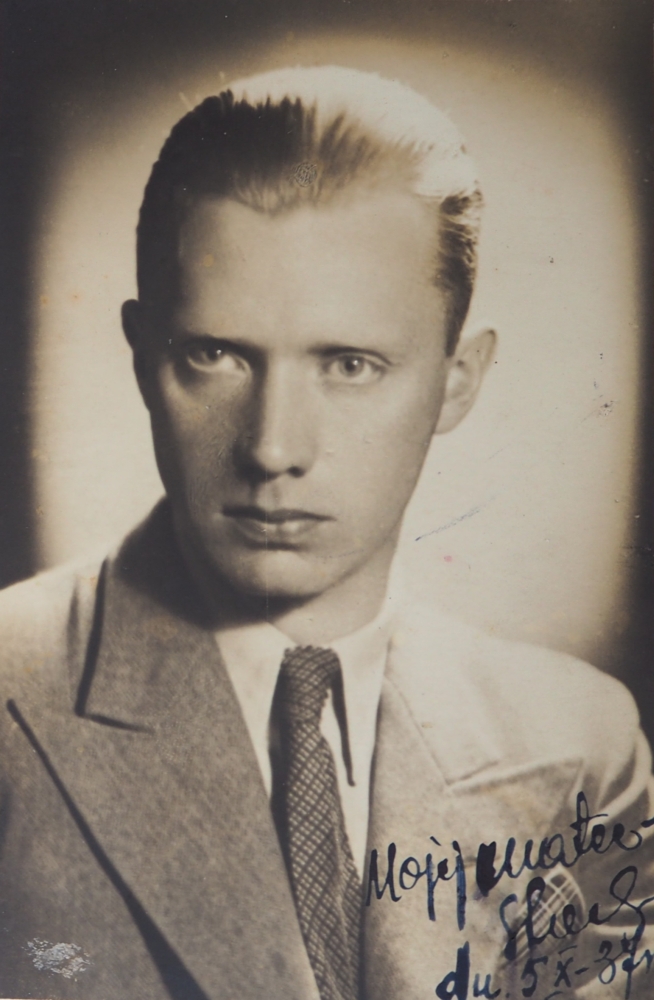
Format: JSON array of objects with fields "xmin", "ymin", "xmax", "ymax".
[{"xmin": 137, "ymin": 66, "xmax": 482, "ymax": 355}]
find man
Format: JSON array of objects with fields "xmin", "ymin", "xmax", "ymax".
[{"xmin": 0, "ymin": 66, "xmax": 652, "ymax": 1000}]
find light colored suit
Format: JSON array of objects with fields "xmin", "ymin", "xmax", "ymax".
[{"xmin": 1, "ymin": 502, "xmax": 652, "ymax": 999}]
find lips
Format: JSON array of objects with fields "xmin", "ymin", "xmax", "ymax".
[{"xmin": 223, "ymin": 505, "xmax": 333, "ymax": 546}]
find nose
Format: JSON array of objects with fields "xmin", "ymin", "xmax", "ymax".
[{"xmin": 235, "ymin": 361, "xmax": 318, "ymax": 482}]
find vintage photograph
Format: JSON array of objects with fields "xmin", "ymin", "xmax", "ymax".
[{"xmin": 0, "ymin": 1, "xmax": 652, "ymax": 998}]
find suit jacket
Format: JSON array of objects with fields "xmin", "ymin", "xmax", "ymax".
[{"xmin": 1, "ymin": 501, "xmax": 652, "ymax": 1000}]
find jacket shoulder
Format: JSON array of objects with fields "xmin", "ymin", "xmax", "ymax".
[
  {"xmin": 470, "ymin": 626, "xmax": 639, "ymax": 775},
  {"xmin": 389, "ymin": 601, "xmax": 641, "ymax": 787},
  {"xmin": 0, "ymin": 559, "xmax": 101, "ymax": 687}
]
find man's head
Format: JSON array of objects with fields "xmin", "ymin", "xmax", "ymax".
[
  {"xmin": 123, "ymin": 66, "xmax": 495, "ymax": 630},
  {"xmin": 135, "ymin": 66, "xmax": 482, "ymax": 357}
]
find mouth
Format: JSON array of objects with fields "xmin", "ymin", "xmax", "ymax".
[{"xmin": 222, "ymin": 505, "xmax": 333, "ymax": 546}]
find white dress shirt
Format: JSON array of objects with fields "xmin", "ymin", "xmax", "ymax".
[{"xmin": 215, "ymin": 602, "xmax": 395, "ymax": 878}]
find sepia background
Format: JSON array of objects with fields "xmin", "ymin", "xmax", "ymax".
[{"xmin": 1, "ymin": 0, "xmax": 652, "ymax": 736}]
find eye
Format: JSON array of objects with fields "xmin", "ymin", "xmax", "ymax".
[
  {"xmin": 184, "ymin": 339, "xmax": 246, "ymax": 375},
  {"xmin": 324, "ymin": 354, "xmax": 384, "ymax": 385}
]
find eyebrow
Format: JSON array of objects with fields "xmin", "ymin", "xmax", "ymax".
[
  {"xmin": 309, "ymin": 342, "xmax": 396, "ymax": 364},
  {"xmin": 174, "ymin": 330, "xmax": 398, "ymax": 362}
]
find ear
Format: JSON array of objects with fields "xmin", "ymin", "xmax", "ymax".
[
  {"xmin": 121, "ymin": 299, "xmax": 151, "ymax": 408},
  {"xmin": 435, "ymin": 327, "xmax": 497, "ymax": 435}
]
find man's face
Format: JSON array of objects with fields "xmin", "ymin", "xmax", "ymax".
[{"xmin": 132, "ymin": 188, "xmax": 454, "ymax": 601}]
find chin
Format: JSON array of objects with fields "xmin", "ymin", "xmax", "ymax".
[{"xmin": 216, "ymin": 547, "xmax": 339, "ymax": 602}]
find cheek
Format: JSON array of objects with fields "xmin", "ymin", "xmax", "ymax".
[
  {"xmin": 148, "ymin": 372, "xmax": 237, "ymax": 484},
  {"xmin": 354, "ymin": 367, "xmax": 446, "ymax": 454},
  {"xmin": 324, "ymin": 377, "xmax": 444, "ymax": 519}
]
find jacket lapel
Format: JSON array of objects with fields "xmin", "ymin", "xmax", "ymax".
[
  {"xmin": 363, "ymin": 604, "xmax": 582, "ymax": 1000},
  {"xmin": 16, "ymin": 505, "xmax": 319, "ymax": 1000}
]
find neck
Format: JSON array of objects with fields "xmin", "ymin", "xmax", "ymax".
[{"xmin": 178, "ymin": 536, "xmax": 396, "ymax": 646}]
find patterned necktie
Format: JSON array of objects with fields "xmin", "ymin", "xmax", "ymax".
[{"xmin": 271, "ymin": 646, "xmax": 362, "ymax": 1000}]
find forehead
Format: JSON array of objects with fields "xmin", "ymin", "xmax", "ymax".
[{"xmin": 173, "ymin": 189, "xmax": 441, "ymax": 338}]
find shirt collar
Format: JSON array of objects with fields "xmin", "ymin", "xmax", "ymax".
[{"xmin": 215, "ymin": 595, "xmax": 396, "ymax": 789}]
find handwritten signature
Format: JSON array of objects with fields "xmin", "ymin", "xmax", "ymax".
[{"xmin": 365, "ymin": 792, "xmax": 654, "ymax": 999}]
